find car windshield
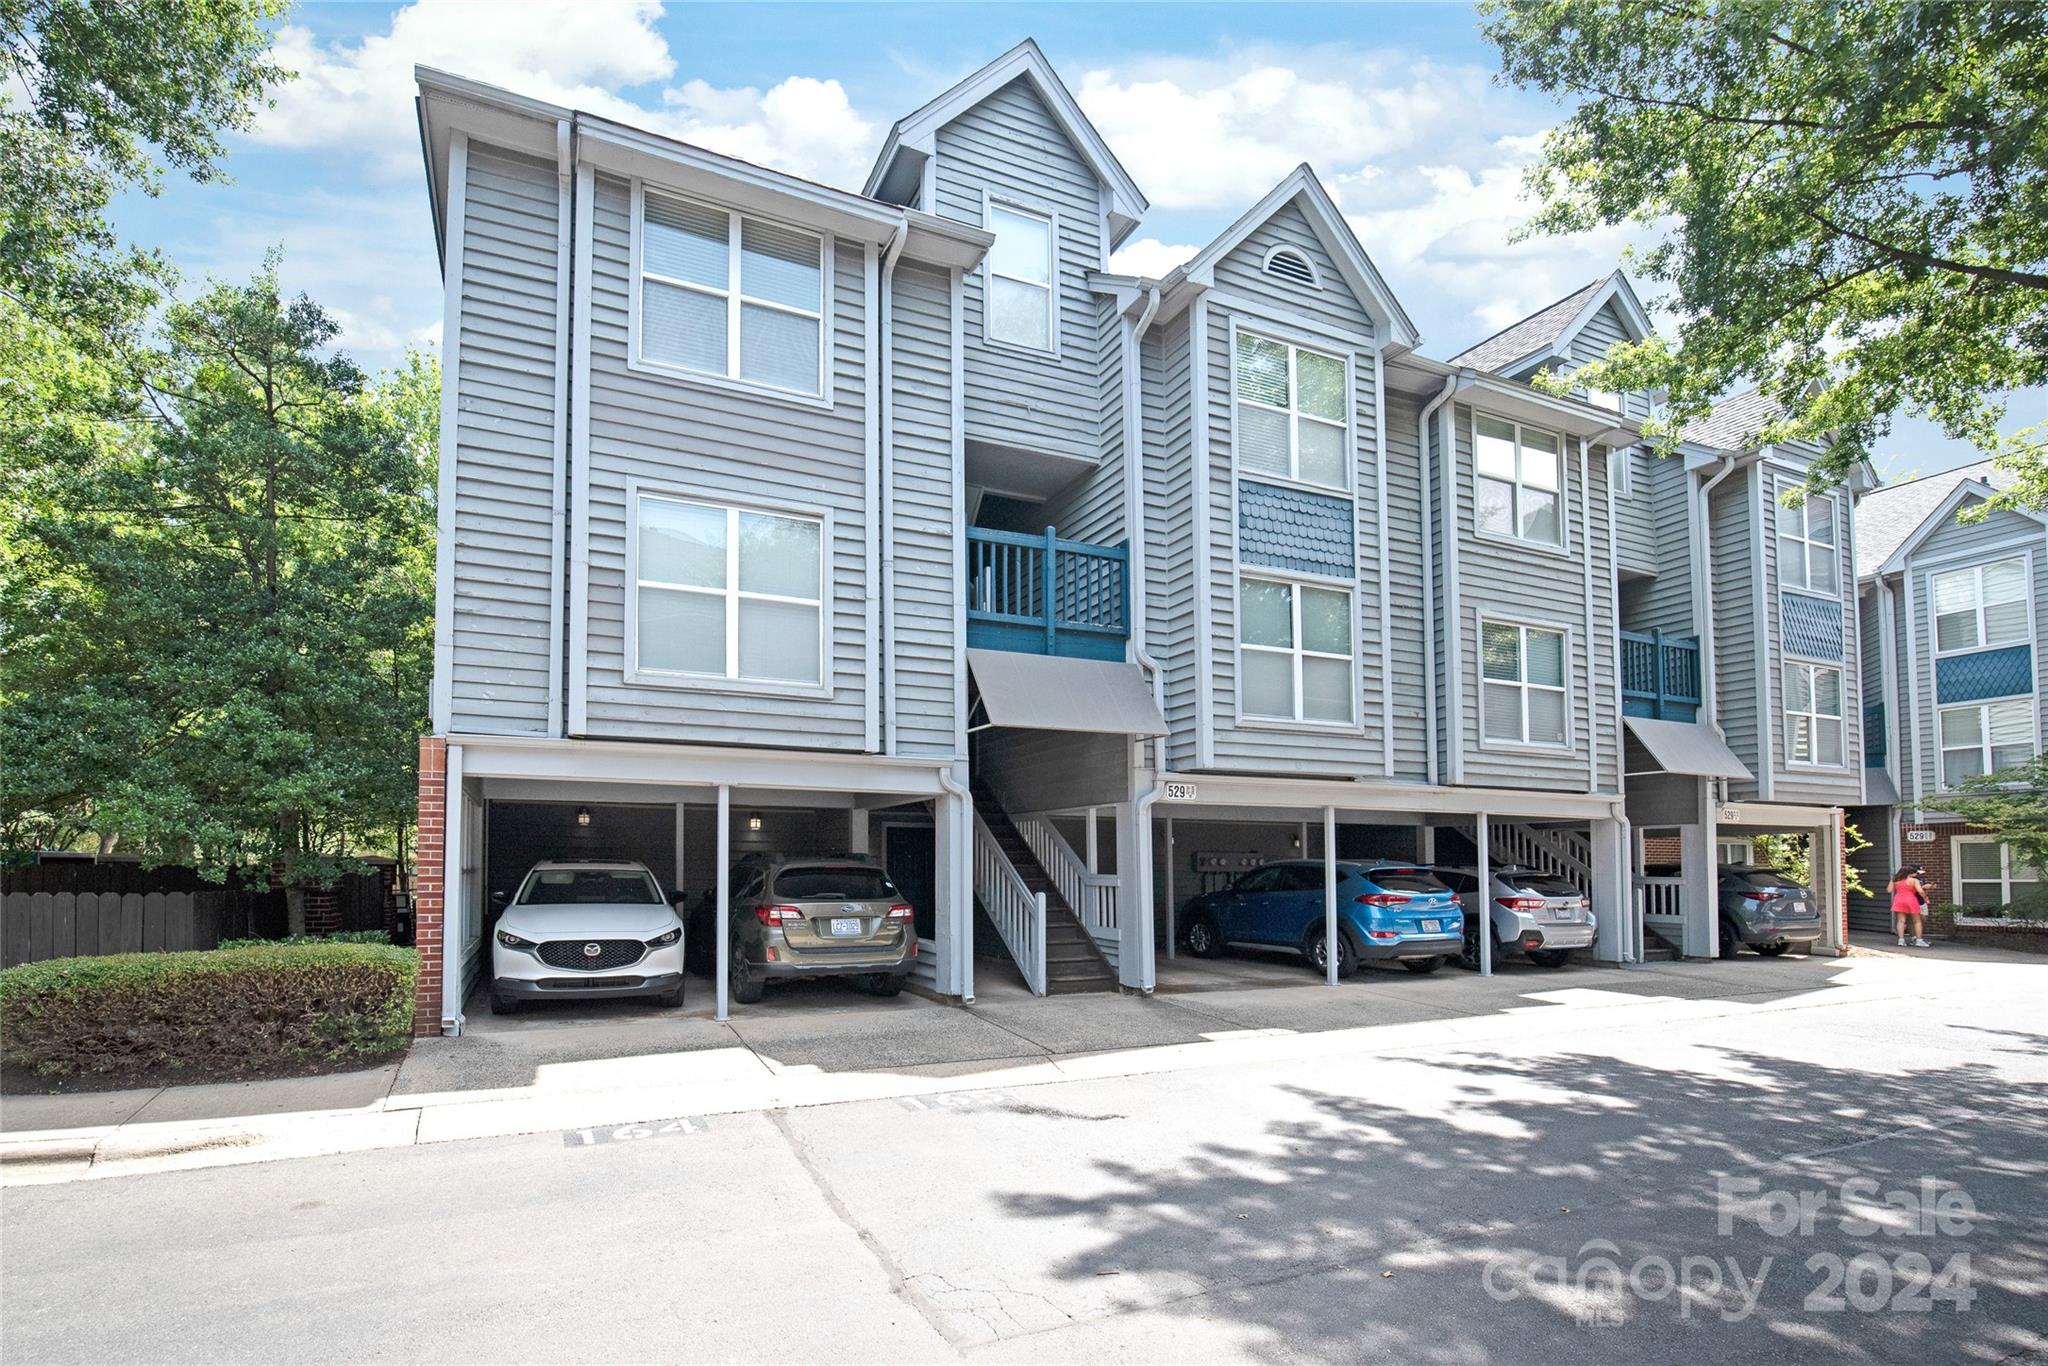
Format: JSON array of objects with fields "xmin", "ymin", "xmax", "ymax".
[
  {"xmin": 773, "ymin": 867, "xmax": 898, "ymax": 901},
  {"xmin": 1365, "ymin": 868, "xmax": 1450, "ymax": 895},
  {"xmin": 518, "ymin": 869, "xmax": 663, "ymax": 905},
  {"xmin": 1513, "ymin": 875, "xmax": 1584, "ymax": 898}
]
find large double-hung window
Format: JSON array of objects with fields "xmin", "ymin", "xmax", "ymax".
[
  {"xmin": 1234, "ymin": 332, "xmax": 1348, "ymax": 490},
  {"xmin": 986, "ymin": 202, "xmax": 1053, "ymax": 350},
  {"xmin": 638, "ymin": 189, "xmax": 825, "ymax": 397},
  {"xmin": 1939, "ymin": 698, "xmax": 2035, "ymax": 788},
  {"xmin": 1776, "ymin": 495, "xmax": 1839, "ymax": 594},
  {"xmin": 1783, "ymin": 661, "xmax": 1845, "ymax": 766},
  {"xmin": 1474, "ymin": 416, "xmax": 1563, "ymax": 545},
  {"xmin": 1239, "ymin": 577, "xmax": 1354, "ymax": 723},
  {"xmin": 1481, "ymin": 621, "xmax": 1568, "ymax": 746},
  {"xmin": 1932, "ymin": 557, "xmax": 2028, "ymax": 652},
  {"xmin": 634, "ymin": 493, "xmax": 824, "ymax": 688},
  {"xmin": 1954, "ymin": 837, "xmax": 2043, "ymax": 909}
]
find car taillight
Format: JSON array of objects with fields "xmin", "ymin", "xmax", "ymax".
[
  {"xmin": 754, "ymin": 904, "xmax": 805, "ymax": 925},
  {"xmin": 1739, "ymin": 890, "xmax": 1770, "ymax": 903},
  {"xmin": 1354, "ymin": 893, "xmax": 1411, "ymax": 906},
  {"xmin": 1497, "ymin": 896, "xmax": 1546, "ymax": 911},
  {"xmin": 885, "ymin": 904, "xmax": 914, "ymax": 921}
]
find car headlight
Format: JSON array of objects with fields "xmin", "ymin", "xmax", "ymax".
[
  {"xmin": 646, "ymin": 927, "xmax": 681, "ymax": 948},
  {"xmin": 496, "ymin": 929, "xmax": 536, "ymax": 951}
]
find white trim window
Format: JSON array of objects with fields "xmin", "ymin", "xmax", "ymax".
[
  {"xmin": 1952, "ymin": 836, "xmax": 2043, "ymax": 909},
  {"xmin": 986, "ymin": 201, "xmax": 1054, "ymax": 351},
  {"xmin": 1239, "ymin": 576, "xmax": 1354, "ymax": 723},
  {"xmin": 1234, "ymin": 330, "xmax": 1349, "ymax": 490},
  {"xmin": 1776, "ymin": 493, "xmax": 1840, "ymax": 594},
  {"xmin": 1783, "ymin": 661, "xmax": 1845, "ymax": 766},
  {"xmin": 1931, "ymin": 557, "xmax": 2028, "ymax": 653},
  {"xmin": 638, "ymin": 188, "xmax": 825, "ymax": 396},
  {"xmin": 1938, "ymin": 697, "xmax": 2035, "ymax": 788},
  {"xmin": 1481, "ymin": 620, "xmax": 1568, "ymax": 746},
  {"xmin": 1474, "ymin": 415, "xmax": 1564, "ymax": 546},
  {"xmin": 634, "ymin": 493, "xmax": 825, "ymax": 687}
]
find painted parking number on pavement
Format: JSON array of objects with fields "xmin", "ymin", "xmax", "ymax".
[
  {"xmin": 564, "ymin": 1116, "xmax": 706, "ymax": 1147},
  {"xmin": 899, "ymin": 1090, "xmax": 1009, "ymax": 1113}
]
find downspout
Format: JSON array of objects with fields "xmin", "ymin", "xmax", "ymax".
[
  {"xmin": 1693, "ymin": 455, "xmax": 1739, "ymax": 740},
  {"xmin": 548, "ymin": 116, "xmax": 576, "ymax": 738},
  {"xmin": 1415, "ymin": 374, "xmax": 1459, "ymax": 786},
  {"xmin": 877, "ymin": 223, "xmax": 909, "ymax": 755},
  {"xmin": 1579, "ymin": 435, "xmax": 1598, "ymax": 795},
  {"xmin": 1124, "ymin": 284, "xmax": 1166, "ymax": 994}
]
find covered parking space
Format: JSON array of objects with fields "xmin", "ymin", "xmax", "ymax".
[
  {"xmin": 424, "ymin": 737, "xmax": 968, "ymax": 1034},
  {"xmin": 1143, "ymin": 775, "xmax": 1632, "ymax": 988},
  {"xmin": 1710, "ymin": 801, "xmax": 1850, "ymax": 959}
]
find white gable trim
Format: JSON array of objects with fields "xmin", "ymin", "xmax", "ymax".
[
  {"xmin": 863, "ymin": 39, "xmax": 1148, "ymax": 242},
  {"xmin": 1173, "ymin": 165, "xmax": 1420, "ymax": 352},
  {"xmin": 1876, "ymin": 478, "xmax": 2048, "ymax": 578}
]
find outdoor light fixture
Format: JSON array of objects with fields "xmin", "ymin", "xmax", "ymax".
[
  {"xmin": 748, "ymin": 812, "xmax": 764, "ymax": 832},
  {"xmin": 576, "ymin": 806, "xmax": 591, "ymax": 828}
]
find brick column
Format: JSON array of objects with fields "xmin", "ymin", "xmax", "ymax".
[
  {"xmin": 303, "ymin": 890, "xmax": 340, "ymax": 935},
  {"xmin": 413, "ymin": 736, "xmax": 447, "ymax": 1037}
]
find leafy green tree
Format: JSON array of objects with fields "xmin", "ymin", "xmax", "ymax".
[
  {"xmin": 1940, "ymin": 755, "xmax": 2048, "ymax": 888},
  {"xmin": 1, "ymin": 269, "xmax": 436, "ymax": 908},
  {"xmin": 1754, "ymin": 823, "xmax": 1873, "ymax": 900},
  {"xmin": 1483, "ymin": 0, "xmax": 2048, "ymax": 509}
]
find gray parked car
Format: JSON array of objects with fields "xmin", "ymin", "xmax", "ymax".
[
  {"xmin": 691, "ymin": 855, "xmax": 916, "ymax": 1003},
  {"xmin": 1717, "ymin": 866, "xmax": 1822, "ymax": 957},
  {"xmin": 1435, "ymin": 865, "xmax": 1595, "ymax": 969}
]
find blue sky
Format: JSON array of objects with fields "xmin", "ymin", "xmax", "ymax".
[{"xmin": 116, "ymin": 0, "xmax": 2038, "ymax": 483}]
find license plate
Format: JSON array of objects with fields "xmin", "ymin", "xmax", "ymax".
[
  {"xmin": 1420, "ymin": 919, "xmax": 1440, "ymax": 933},
  {"xmin": 830, "ymin": 917, "xmax": 863, "ymax": 937}
]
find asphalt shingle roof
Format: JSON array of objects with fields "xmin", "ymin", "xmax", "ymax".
[
  {"xmin": 1853, "ymin": 458, "xmax": 2015, "ymax": 579},
  {"xmin": 1447, "ymin": 277, "xmax": 1607, "ymax": 373},
  {"xmin": 1675, "ymin": 388, "xmax": 1784, "ymax": 450}
]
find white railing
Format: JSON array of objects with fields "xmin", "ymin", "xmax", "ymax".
[
  {"xmin": 1014, "ymin": 815, "xmax": 1121, "ymax": 966},
  {"xmin": 1489, "ymin": 822, "xmax": 1591, "ymax": 887},
  {"xmin": 973, "ymin": 809, "xmax": 1047, "ymax": 995},
  {"xmin": 1639, "ymin": 876, "xmax": 1684, "ymax": 921}
]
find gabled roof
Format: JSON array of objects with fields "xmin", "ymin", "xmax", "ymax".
[
  {"xmin": 863, "ymin": 39, "xmax": 1149, "ymax": 246},
  {"xmin": 1161, "ymin": 164, "xmax": 1421, "ymax": 353},
  {"xmin": 1858, "ymin": 459, "xmax": 2037, "ymax": 579},
  {"xmin": 1677, "ymin": 387, "xmax": 1781, "ymax": 450},
  {"xmin": 1447, "ymin": 270, "xmax": 1651, "ymax": 375}
]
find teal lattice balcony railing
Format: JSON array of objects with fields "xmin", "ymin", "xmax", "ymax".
[
  {"xmin": 965, "ymin": 528, "xmax": 1129, "ymax": 662},
  {"xmin": 1621, "ymin": 628, "xmax": 1702, "ymax": 721}
]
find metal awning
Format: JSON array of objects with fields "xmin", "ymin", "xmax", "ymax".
[
  {"xmin": 1625, "ymin": 716, "xmax": 1754, "ymax": 780},
  {"xmin": 967, "ymin": 649, "xmax": 1168, "ymax": 736}
]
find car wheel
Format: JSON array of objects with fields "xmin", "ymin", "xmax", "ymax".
[
  {"xmin": 1755, "ymin": 942, "xmax": 1791, "ymax": 958},
  {"xmin": 1305, "ymin": 925, "xmax": 1356, "ymax": 979},
  {"xmin": 1529, "ymin": 949, "xmax": 1571, "ymax": 969},
  {"xmin": 865, "ymin": 973, "xmax": 904, "ymax": 997},
  {"xmin": 729, "ymin": 943, "xmax": 767, "ymax": 1005},
  {"xmin": 490, "ymin": 990, "xmax": 519, "ymax": 1015},
  {"xmin": 1184, "ymin": 911, "xmax": 1225, "ymax": 959},
  {"xmin": 1402, "ymin": 956, "xmax": 1443, "ymax": 975},
  {"xmin": 1718, "ymin": 922, "xmax": 1742, "ymax": 960}
]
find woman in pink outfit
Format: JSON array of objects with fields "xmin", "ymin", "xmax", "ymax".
[{"xmin": 1888, "ymin": 866, "xmax": 1930, "ymax": 948}]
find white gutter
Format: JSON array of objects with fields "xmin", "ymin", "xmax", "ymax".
[
  {"xmin": 1693, "ymin": 454, "xmax": 1740, "ymax": 739},
  {"xmin": 1414, "ymin": 373, "xmax": 1460, "ymax": 786},
  {"xmin": 1123, "ymin": 284, "xmax": 1166, "ymax": 995},
  {"xmin": 877, "ymin": 224, "xmax": 909, "ymax": 755},
  {"xmin": 546, "ymin": 118, "xmax": 573, "ymax": 738},
  {"xmin": 1579, "ymin": 435, "xmax": 1598, "ymax": 795}
]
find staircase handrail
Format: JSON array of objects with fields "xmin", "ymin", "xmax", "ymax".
[{"xmin": 972, "ymin": 808, "xmax": 1048, "ymax": 995}]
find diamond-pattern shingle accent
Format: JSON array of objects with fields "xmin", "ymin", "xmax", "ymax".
[
  {"xmin": 1780, "ymin": 591, "xmax": 1844, "ymax": 661},
  {"xmin": 1238, "ymin": 480, "xmax": 1353, "ymax": 578},
  {"xmin": 1936, "ymin": 644, "xmax": 2033, "ymax": 705}
]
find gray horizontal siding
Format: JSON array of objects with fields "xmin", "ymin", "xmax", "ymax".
[
  {"xmin": 1141, "ymin": 318, "xmax": 1199, "ymax": 771},
  {"xmin": 579, "ymin": 173, "xmax": 871, "ymax": 748},
  {"xmin": 1037, "ymin": 294, "xmax": 1126, "ymax": 547},
  {"xmin": 449, "ymin": 143, "xmax": 560, "ymax": 736},
  {"xmin": 1384, "ymin": 387, "xmax": 1431, "ymax": 781},
  {"xmin": 1766, "ymin": 467, "xmax": 1863, "ymax": 805},
  {"xmin": 889, "ymin": 260, "xmax": 961, "ymax": 757},
  {"xmin": 1620, "ymin": 449, "xmax": 1695, "ymax": 636},
  {"xmin": 1450, "ymin": 403, "xmax": 1618, "ymax": 792},
  {"xmin": 1711, "ymin": 468, "xmax": 1761, "ymax": 791},
  {"xmin": 1563, "ymin": 301, "xmax": 1658, "ymax": 579},
  {"xmin": 1205, "ymin": 297, "xmax": 1385, "ymax": 776},
  {"xmin": 1210, "ymin": 199, "xmax": 1374, "ymax": 341},
  {"xmin": 933, "ymin": 77, "xmax": 1105, "ymax": 465}
]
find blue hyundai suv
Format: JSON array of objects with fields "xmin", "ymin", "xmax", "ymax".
[{"xmin": 1179, "ymin": 861, "xmax": 1465, "ymax": 977}]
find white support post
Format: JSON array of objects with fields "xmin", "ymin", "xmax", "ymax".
[
  {"xmin": 1085, "ymin": 807, "xmax": 1099, "ymax": 873},
  {"xmin": 1684, "ymin": 781, "xmax": 1719, "ymax": 959},
  {"xmin": 1476, "ymin": 809, "xmax": 1493, "ymax": 977},
  {"xmin": 1323, "ymin": 806, "xmax": 1339, "ymax": 986},
  {"xmin": 673, "ymin": 801, "xmax": 686, "ymax": 903},
  {"xmin": 714, "ymin": 784, "xmax": 731, "ymax": 1022},
  {"xmin": 441, "ymin": 743, "xmax": 467, "ymax": 1034},
  {"xmin": 1163, "ymin": 816, "xmax": 1177, "ymax": 961},
  {"xmin": 1418, "ymin": 824, "xmax": 1436, "ymax": 866},
  {"xmin": 848, "ymin": 807, "xmax": 869, "ymax": 857},
  {"xmin": 1589, "ymin": 816, "xmax": 1629, "ymax": 964}
]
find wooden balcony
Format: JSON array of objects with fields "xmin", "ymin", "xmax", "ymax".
[{"xmin": 966, "ymin": 528, "xmax": 1129, "ymax": 662}]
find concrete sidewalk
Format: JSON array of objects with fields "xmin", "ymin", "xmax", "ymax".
[{"xmin": 2, "ymin": 950, "xmax": 2035, "ymax": 1187}]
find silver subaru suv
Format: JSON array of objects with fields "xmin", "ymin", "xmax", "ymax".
[{"xmin": 691, "ymin": 855, "xmax": 916, "ymax": 1003}]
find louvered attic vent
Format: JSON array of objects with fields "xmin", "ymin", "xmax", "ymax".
[{"xmin": 1264, "ymin": 248, "xmax": 1317, "ymax": 286}]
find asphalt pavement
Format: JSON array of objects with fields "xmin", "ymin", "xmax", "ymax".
[{"xmin": 3, "ymin": 949, "xmax": 2045, "ymax": 1364}]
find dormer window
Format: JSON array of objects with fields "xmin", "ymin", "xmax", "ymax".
[
  {"xmin": 1262, "ymin": 246, "xmax": 1319, "ymax": 288},
  {"xmin": 1776, "ymin": 494, "xmax": 1839, "ymax": 595},
  {"xmin": 986, "ymin": 200, "xmax": 1054, "ymax": 351}
]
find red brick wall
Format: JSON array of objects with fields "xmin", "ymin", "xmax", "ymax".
[
  {"xmin": 1642, "ymin": 834, "xmax": 1682, "ymax": 867},
  {"xmin": 1892, "ymin": 819, "xmax": 1992, "ymax": 909},
  {"xmin": 413, "ymin": 736, "xmax": 446, "ymax": 1037}
]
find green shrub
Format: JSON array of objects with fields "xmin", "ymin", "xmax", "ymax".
[
  {"xmin": 0, "ymin": 943, "xmax": 419, "ymax": 1078},
  {"xmin": 217, "ymin": 930, "xmax": 392, "ymax": 949},
  {"xmin": 1999, "ymin": 890, "xmax": 2048, "ymax": 923}
]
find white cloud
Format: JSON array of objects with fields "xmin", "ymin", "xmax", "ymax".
[
  {"xmin": 1108, "ymin": 238, "xmax": 1199, "ymax": 278},
  {"xmin": 257, "ymin": 0, "xmax": 873, "ymax": 186}
]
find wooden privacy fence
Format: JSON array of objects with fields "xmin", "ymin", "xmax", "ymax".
[{"xmin": 0, "ymin": 861, "xmax": 392, "ymax": 967}]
